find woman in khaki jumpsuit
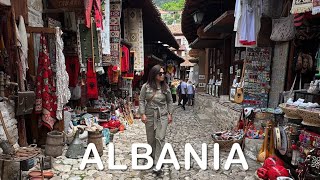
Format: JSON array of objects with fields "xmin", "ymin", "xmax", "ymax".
[{"xmin": 139, "ymin": 65, "xmax": 173, "ymax": 173}]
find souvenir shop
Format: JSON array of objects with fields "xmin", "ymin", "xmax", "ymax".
[
  {"xmin": 211, "ymin": 0, "xmax": 320, "ymax": 179},
  {"xmin": 0, "ymin": 0, "xmax": 139, "ymax": 179}
]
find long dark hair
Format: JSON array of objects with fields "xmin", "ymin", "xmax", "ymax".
[{"xmin": 147, "ymin": 65, "xmax": 168, "ymax": 92}]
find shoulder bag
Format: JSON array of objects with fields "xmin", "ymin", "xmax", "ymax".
[{"xmin": 270, "ymin": 1, "xmax": 295, "ymax": 42}]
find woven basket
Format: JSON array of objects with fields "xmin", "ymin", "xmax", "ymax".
[
  {"xmin": 279, "ymin": 103, "xmax": 302, "ymax": 119},
  {"xmin": 212, "ymin": 138, "xmax": 243, "ymax": 149},
  {"xmin": 297, "ymin": 109, "xmax": 320, "ymax": 127}
]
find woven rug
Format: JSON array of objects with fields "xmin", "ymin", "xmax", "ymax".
[
  {"xmin": 103, "ymin": 0, "xmax": 121, "ymax": 66},
  {"xmin": 124, "ymin": 8, "xmax": 144, "ymax": 72}
]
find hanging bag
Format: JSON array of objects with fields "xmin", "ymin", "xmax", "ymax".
[{"xmin": 270, "ymin": 1, "xmax": 296, "ymax": 42}]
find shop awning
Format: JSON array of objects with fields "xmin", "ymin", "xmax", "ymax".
[
  {"xmin": 148, "ymin": 55, "xmax": 164, "ymax": 63},
  {"xmin": 203, "ymin": 10, "xmax": 235, "ymax": 33},
  {"xmin": 181, "ymin": 0, "xmax": 235, "ymax": 43},
  {"xmin": 189, "ymin": 38, "xmax": 223, "ymax": 49},
  {"xmin": 126, "ymin": 0, "xmax": 179, "ymax": 49}
]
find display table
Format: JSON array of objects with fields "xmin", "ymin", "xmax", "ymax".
[{"xmin": 0, "ymin": 146, "xmax": 42, "ymax": 180}]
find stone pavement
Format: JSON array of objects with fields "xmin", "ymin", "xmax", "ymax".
[{"xmin": 26, "ymin": 104, "xmax": 261, "ymax": 180}]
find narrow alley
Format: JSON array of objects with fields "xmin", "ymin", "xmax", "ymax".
[
  {"xmin": 46, "ymin": 103, "xmax": 259, "ymax": 180},
  {"xmin": 1, "ymin": 0, "xmax": 320, "ymax": 179}
]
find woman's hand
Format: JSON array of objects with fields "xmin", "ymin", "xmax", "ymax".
[
  {"xmin": 141, "ymin": 114, "xmax": 147, "ymax": 124},
  {"xmin": 168, "ymin": 114, "xmax": 172, "ymax": 124}
]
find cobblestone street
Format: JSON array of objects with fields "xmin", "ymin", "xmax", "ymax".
[{"xmin": 31, "ymin": 103, "xmax": 261, "ymax": 180}]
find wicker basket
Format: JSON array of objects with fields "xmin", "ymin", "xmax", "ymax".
[
  {"xmin": 297, "ymin": 109, "xmax": 320, "ymax": 127},
  {"xmin": 278, "ymin": 103, "xmax": 302, "ymax": 119},
  {"xmin": 212, "ymin": 138, "xmax": 243, "ymax": 149}
]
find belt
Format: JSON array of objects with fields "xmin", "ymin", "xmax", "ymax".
[{"xmin": 147, "ymin": 104, "xmax": 162, "ymax": 130}]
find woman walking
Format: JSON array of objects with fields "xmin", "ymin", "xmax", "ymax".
[{"xmin": 139, "ymin": 65, "xmax": 173, "ymax": 173}]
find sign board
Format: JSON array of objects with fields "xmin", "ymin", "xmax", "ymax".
[{"xmin": 199, "ymin": 75, "xmax": 205, "ymax": 80}]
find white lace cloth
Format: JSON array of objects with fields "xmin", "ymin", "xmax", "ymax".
[{"xmin": 55, "ymin": 27, "xmax": 71, "ymax": 120}]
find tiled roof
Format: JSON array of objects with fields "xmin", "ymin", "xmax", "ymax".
[{"xmin": 168, "ymin": 24, "xmax": 183, "ymax": 35}]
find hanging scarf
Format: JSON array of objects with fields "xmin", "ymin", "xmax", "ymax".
[
  {"xmin": 18, "ymin": 16, "xmax": 28, "ymax": 81},
  {"xmin": 55, "ymin": 27, "xmax": 71, "ymax": 120},
  {"xmin": 35, "ymin": 35, "xmax": 57, "ymax": 130},
  {"xmin": 312, "ymin": 0, "xmax": 320, "ymax": 15},
  {"xmin": 291, "ymin": 0, "xmax": 313, "ymax": 14},
  {"xmin": 87, "ymin": 58, "xmax": 99, "ymax": 99},
  {"xmin": 66, "ymin": 56, "xmax": 80, "ymax": 87}
]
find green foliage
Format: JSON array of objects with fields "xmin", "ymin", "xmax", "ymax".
[
  {"xmin": 161, "ymin": 0, "xmax": 185, "ymax": 11},
  {"xmin": 153, "ymin": 0, "xmax": 172, "ymax": 7}
]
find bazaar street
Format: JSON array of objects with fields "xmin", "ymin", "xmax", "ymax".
[{"xmin": 26, "ymin": 103, "xmax": 260, "ymax": 180}]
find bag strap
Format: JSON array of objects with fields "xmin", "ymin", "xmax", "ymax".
[
  {"xmin": 147, "ymin": 91, "xmax": 156, "ymax": 103},
  {"xmin": 289, "ymin": 74, "xmax": 297, "ymax": 95},
  {"xmin": 281, "ymin": 0, "xmax": 291, "ymax": 17}
]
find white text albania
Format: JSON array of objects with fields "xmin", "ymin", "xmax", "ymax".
[{"xmin": 79, "ymin": 143, "xmax": 249, "ymax": 171}]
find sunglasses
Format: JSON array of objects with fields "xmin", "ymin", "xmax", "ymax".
[{"xmin": 158, "ymin": 72, "xmax": 165, "ymax": 76}]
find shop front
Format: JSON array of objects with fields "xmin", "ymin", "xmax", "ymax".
[
  {"xmin": 183, "ymin": 0, "xmax": 320, "ymax": 179},
  {"xmin": 0, "ymin": 0, "xmax": 180, "ymax": 179}
]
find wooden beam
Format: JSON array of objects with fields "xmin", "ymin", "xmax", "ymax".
[
  {"xmin": 27, "ymin": 33, "xmax": 36, "ymax": 76},
  {"xmin": 26, "ymin": 26, "xmax": 56, "ymax": 34}
]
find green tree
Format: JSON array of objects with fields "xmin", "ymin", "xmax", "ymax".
[{"xmin": 161, "ymin": 0, "xmax": 185, "ymax": 11}]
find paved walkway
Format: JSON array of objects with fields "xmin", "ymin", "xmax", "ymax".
[{"xmin": 28, "ymin": 104, "xmax": 260, "ymax": 180}]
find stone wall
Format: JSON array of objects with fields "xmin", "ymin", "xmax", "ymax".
[
  {"xmin": 268, "ymin": 42, "xmax": 289, "ymax": 108},
  {"xmin": 195, "ymin": 93, "xmax": 242, "ymax": 130}
]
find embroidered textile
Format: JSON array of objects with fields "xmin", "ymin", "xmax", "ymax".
[
  {"xmin": 55, "ymin": 27, "xmax": 71, "ymax": 120},
  {"xmin": 291, "ymin": 0, "xmax": 313, "ymax": 14},
  {"xmin": 124, "ymin": 8, "xmax": 144, "ymax": 72},
  {"xmin": 102, "ymin": 0, "xmax": 121, "ymax": 66},
  {"xmin": 84, "ymin": 0, "xmax": 103, "ymax": 29},
  {"xmin": 121, "ymin": 45, "xmax": 129, "ymax": 72},
  {"xmin": 77, "ymin": 19, "xmax": 102, "ymax": 72},
  {"xmin": 35, "ymin": 35, "xmax": 57, "ymax": 130},
  {"xmin": 87, "ymin": 59, "xmax": 99, "ymax": 99},
  {"xmin": 313, "ymin": 0, "xmax": 320, "ymax": 15},
  {"xmin": 101, "ymin": 0, "xmax": 111, "ymax": 55}
]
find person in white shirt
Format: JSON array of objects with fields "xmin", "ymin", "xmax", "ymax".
[
  {"xmin": 187, "ymin": 81, "xmax": 195, "ymax": 106},
  {"xmin": 179, "ymin": 79, "xmax": 188, "ymax": 110}
]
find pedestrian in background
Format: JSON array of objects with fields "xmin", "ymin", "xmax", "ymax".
[
  {"xmin": 179, "ymin": 79, "xmax": 188, "ymax": 110},
  {"xmin": 187, "ymin": 81, "xmax": 195, "ymax": 106},
  {"xmin": 170, "ymin": 83, "xmax": 177, "ymax": 103},
  {"xmin": 139, "ymin": 64, "xmax": 173, "ymax": 173},
  {"xmin": 177, "ymin": 82, "xmax": 181, "ymax": 105}
]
